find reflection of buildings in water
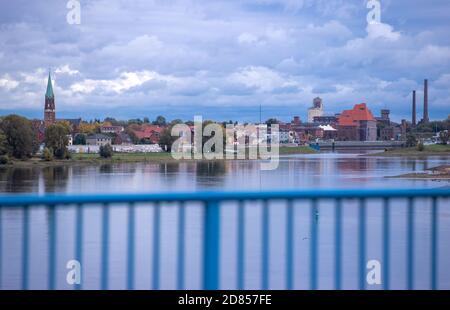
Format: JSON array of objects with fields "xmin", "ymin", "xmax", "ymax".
[
  {"xmin": 159, "ymin": 162, "xmax": 181, "ymax": 175},
  {"xmin": 40, "ymin": 166, "xmax": 70, "ymax": 193},
  {"xmin": 336, "ymin": 158, "xmax": 374, "ymax": 173},
  {"xmin": 99, "ymin": 164, "xmax": 113, "ymax": 174},
  {"xmin": 195, "ymin": 161, "xmax": 228, "ymax": 188}
]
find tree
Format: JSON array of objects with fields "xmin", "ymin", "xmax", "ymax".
[
  {"xmin": 265, "ymin": 118, "xmax": 280, "ymax": 125},
  {"xmin": 0, "ymin": 129, "xmax": 7, "ymax": 155},
  {"xmin": 74, "ymin": 134, "xmax": 86, "ymax": 145},
  {"xmin": 0, "ymin": 115, "xmax": 34, "ymax": 159},
  {"xmin": 42, "ymin": 147, "xmax": 54, "ymax": 161},
  {"xmin": 45, "ymin": 124, "xmax": 70, "ymax": 159},
  {"xmin": 99, "ymin": 144, "xmax": 113, "ymax": 158},
  {"xmin": 143, "ymin": 117, "xmax": 150, "ymax": 124},
  {"xmin": 406, "ymin": 134, "xmax": 418, "ymax": 147},
  {"xmin": 153, "ymin": 116, "xmax": 166, "ymax": 126},
  {"xmin": 159, "ymin": 127, "xmax": 177, "ymax": 152},
  {"xmin": 439, "ymin": 131, "xmax": 449, "ymax": 145}
]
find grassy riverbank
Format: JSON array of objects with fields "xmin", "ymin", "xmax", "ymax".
[
  {"xmin": 370, "ymin": 144, "xmax": 450, "ymax": 157},
  {"xmin": 3, "ymin": 146, "xmax": 317, "ymax": 167}
]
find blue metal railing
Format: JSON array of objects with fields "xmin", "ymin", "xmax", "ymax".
[{"xmin": 0, "ymin": 188, "xmax": 449, "ymax": 290}]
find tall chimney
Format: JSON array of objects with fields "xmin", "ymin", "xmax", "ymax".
[
  {"xmin": 412, "ymin": 90, "xmax": 416, "ymax": 126},
  {"xmin": 423, "ymin": 79, "xmax": 429, "ymax": 123}
]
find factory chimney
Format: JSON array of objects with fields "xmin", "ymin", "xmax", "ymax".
[
  {"xmin": 423, "ymin": 79, "xmax": 429, "ymax": 123},
  {"xmin": 412, "ymin": 90, "xmax": 416, "ymax": 126}
]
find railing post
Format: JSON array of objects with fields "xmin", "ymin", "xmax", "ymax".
[
  {"xmin": 177, "ymin": 203, "xmax": 185, "ymax": 290},
  {"xmin": 310, "ymin": 199, "xmax": 318, "ymax": 290},
  {"xmin": 237, "ymin": 201, "xmax": 245, "ymax": 290},
  {"xmin": 48, "ymin": 205, "xmax": 57, "ymax": 290},
  {"xmin": 358, "ymin": 199, "xmax": 366, "ymax": 290},
  {"xmin": 152, "ymin": 203, "xmax": 161, "ymax": 290},
  {"xmin": 127, "ymin": 203, "xmax": 135, "ymax": 290},
  {"xmin": 261, "ymin": 200, "xmax": 269, "ymax": 290},
  {"xmin": 204, "ymin": 200, "xmax": 220, "ymax": 290},
  {"xmin": 22, "ymin": 206, "xmax": 29, "ymax": 290},
  {"xmin": 101, "ymin": 203, "xmax": 110, "ymax": 290},
  {"xmin": 383, "ymin": 198, "xmax": 390, "ymax": 290},
  {"xmin": 75, "ymin": 204, "xmax": 83, "ymax": 290},
  {"xmin": 431, "ymin": 197, "xmax": 438, "ymax": 290},
  {"xmin": 335, "ymin": 199, "xmax": 342, "ymax": 290}
]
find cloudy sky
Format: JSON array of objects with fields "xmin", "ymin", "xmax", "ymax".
[{"xmin": 0, "ymin": 0, "xmax": 449, "ymax": 122}]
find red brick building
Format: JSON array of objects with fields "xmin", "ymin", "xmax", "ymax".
[{"xmin": 337, "ymin": 103, "xmax": 377, "ymax": 141}]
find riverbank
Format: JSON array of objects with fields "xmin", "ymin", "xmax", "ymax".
[
  {"xmin": 387, "ymin": 165, "xmax": 450, "ymax": 180},
  {"xmin": 369, "ymin": 144, "xmax": 450, "ymax": 157},
  {"xmin": 3, "ymin": 146, "xmax": 317, "ymax": 167}
]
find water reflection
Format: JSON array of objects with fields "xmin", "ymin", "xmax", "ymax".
[{"xmin": 0, "ymin": 153, "xmax": 448, "ymax": 194}]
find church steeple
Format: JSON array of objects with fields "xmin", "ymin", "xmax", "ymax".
[
  {"xmin": 45, "ymin": 71, "xmax": 54, "ymax": 99},
  {"xmin": 44, "ymin": 70, "xmax": 56, "ymax": 127}
]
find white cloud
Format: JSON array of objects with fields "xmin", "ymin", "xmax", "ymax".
[
  {"xmin": 55, "ymin": 65, "xmax": 79, "ymax": 76},
  {"xmin": 70, "ymin": 71, "xmax": 177, "ymax": 94},
  {"xmin": 0, "ymin": 75, "xmax": 19, "ymax": 91},
  {"xmin": 228, "ymin": 66, "xmax": 298, "ymax": 93},
  {"xmin": 238, "ymin": 32, "xmax": 260, "ymax": 45}
]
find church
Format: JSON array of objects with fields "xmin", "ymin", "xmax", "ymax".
[{"xmin": 43, "ymin": 71, "xmax": 82, "ymax": 132}]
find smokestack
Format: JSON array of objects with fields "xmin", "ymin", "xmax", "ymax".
[
  {"xmin": 423, "ymin": 79, "xmax": 429, "ymax": 123},
  {"xmin": 412, "ymin": 90, "xmax": 416, "ymax": 126}
]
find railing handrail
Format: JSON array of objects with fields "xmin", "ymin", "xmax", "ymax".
[{"xmin": 0, "ymin": 188, "xmax": 449, "ymax": 206}]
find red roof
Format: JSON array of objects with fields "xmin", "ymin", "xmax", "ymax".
[
  {"xmin": 132, "ymin": 125, "xmax": 164, "ymax": 143},
  {"xmin": 338, "ymin": 103, "xmax": 375, "ymax": 126}
]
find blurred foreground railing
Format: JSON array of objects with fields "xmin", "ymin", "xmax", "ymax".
[{"xmin": 0, "ymin": 188, "xmax": 449, "ymax": 290}]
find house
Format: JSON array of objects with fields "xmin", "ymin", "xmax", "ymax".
[
  {"xmin": 86, "ymin": 134, "xmax": 112, "ymax": 146},
  {"xmin": 131, "ymin": 125, "xmax": 164, "ymax": 144},
  {"xmin": 100, "ymin": 125, "xmax": 124, "ymax": 134},
  {"xmin": 114, "ymin": 133, "xmax": 133, "ymax": 145},
  {"xmin": 337, "ymin": 103, "xmax": 377, "ymax": 141}
]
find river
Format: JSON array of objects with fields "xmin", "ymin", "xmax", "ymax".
[{"xmin": 0, "ymin": 152, "xmax": 449, "ymax": 290}]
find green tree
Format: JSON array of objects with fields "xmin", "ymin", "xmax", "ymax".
[
  {"xmin": 153, "ymin": 116, "xmax": 166, "ymax": 126},
  {"xmin": 42, "ymin": 147, "xmax": 54, "ymax": 161},
  {"xmin": 439, "ymin": 131, "xmax": 449, "ymax": 145},
  {"xmin": 0, "ymin": 115, "xmax": 34, "ymax": 159},
  {"xmin": 265, "ymin": 118, "xmax": 280, "ymax": 125},
  {"xmin": 417, "ymin": 141, "xmax": 425, "ymax": 152},
  {"xmin": 159, "ymin": 126, "xmax": 177, "ymax": 152},
  {"xmin": 0, "ymin": 129, "xmax": 8, "ymax": 155},
  {"xmin": 99, "ymin": 144, "xmax": 113, "ymax": 158},
  {"xmin": 45, "ymin": 124, "xmax": 70, "ymax": 159},
  {"xmin": 74, "ymin": 134, "xmax": 86, "ymax": 145},
  {"xmin": 406, "ymin": 133, "xmax": 418, "ymax": 147}
]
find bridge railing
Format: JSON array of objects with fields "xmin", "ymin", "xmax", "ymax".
[{"xmin": 0, "ymin": 188, "xmax": 449, "ymax": 290}]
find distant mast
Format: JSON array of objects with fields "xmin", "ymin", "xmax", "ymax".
[
  {"xmin": 412, "ymin": 90, "xmax": 416, "ymax": 126},
  {"xmin": 44, "ymin": 70, "xmax": 56, "ymax": 127}
]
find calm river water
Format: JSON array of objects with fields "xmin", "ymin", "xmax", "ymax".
[{"xmin": 0, "ymin": 152, "xmax": 449, "ymax": 290}]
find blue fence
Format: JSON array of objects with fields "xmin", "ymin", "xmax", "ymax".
[{"xmin": 0, "ymin": 188, "xmax": 449, "ymax": 290}]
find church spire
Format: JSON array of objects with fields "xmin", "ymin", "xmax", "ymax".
[
  {"xmin": 44, "ymin": 69, "xmax": 56, "ymax": 127},
  {"xmin": 45, "ymin": 70, "xmax": 54, "ymax": 99}
]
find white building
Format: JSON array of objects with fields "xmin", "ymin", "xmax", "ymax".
[{"xmin": 307, "ymin": 97, "xmax": 324, "ymax": 123}]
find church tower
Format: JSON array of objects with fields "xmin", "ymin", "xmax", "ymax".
[{"xmin": 44, "ymin": 71, "xmax": 56, "ymax": 127}]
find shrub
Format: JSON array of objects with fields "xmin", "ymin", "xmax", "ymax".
[
  {"xmin": 406, "ymin": 134, "xmax": 418, "ymax": 147},
  {"xmin": 417, "ymin": 141, "xmax": 425, "ymax": 152},
  {"xmin": 99, "ymin": 144, "xmax": 113, "ymax": 158},
  {"xmin": 42, "ymin": 147, "xmax": 54, "ymax": 161},
  {"xmin": 0, "ymin": 155, "xmax": 9, "ymax": 165}
]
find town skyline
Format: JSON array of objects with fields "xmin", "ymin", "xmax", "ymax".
[{"xmin": 0, "ymin": 1, "xmax": 449, "ymax": 122}]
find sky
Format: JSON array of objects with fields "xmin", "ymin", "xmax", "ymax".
[{"xmin": 0, "ymin": 0, "xmax": 449, "ymax": 122}]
